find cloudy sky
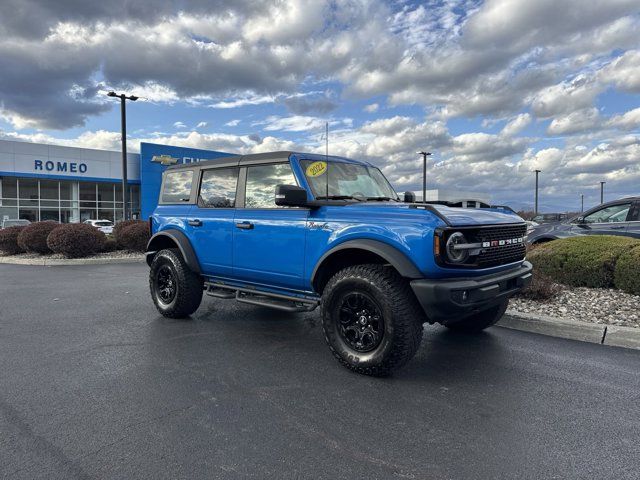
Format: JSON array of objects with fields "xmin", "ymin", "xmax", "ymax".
[{"xmin": 1, "ymin": 0, "xmax": 639, "ymax": 211}]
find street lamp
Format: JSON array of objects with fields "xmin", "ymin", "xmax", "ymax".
[
  {"xmin": 534, "ymin": 169, "xmax": 541, "ymax": 214},
  {"xmin": 107, "ymin": 91, "xmax": 139, "ymax": 221},
  {"xmin": 600, "ymin": 181, "xmax": 606, "ymax": 204},
  {"xmin": 580, "ymin": 193, "xmax": 584, "ymax": 213},
  {"xmin": 417, "ymin": 151, "xmax": 432, "ymax": 203}
]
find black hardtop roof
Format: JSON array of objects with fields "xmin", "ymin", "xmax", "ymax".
[{"xmin": 164, "ymin": 151, "xmax": 371, "ymax": 171}]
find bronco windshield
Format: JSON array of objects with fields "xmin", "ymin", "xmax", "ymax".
[{"xmin": 301, "ymin": 160, "xmax": 398, "ymax": 201}]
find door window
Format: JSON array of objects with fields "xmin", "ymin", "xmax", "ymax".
[
  {"xmin": 198, "ymin": 168, "xmax": 239, "ymax": 208},
  {"xmin": 583, "ymin": 203, "xmax": 631, "ymax": 223},
  {"xmin": 162, "ymin": 170, "xmax": 194, "ymax": 203},
  {"xmin": 245, "ymin": 163, "xmax": 298, "ymax": 208}
]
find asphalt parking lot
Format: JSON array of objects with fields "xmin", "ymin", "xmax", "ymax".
[{"xmin": 1, "ymin": 263, "xmax": 639, "ymax": 479}]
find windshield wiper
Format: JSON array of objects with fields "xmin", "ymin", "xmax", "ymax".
[
  {"xmin": 365, "ymin": 196, "xmax": 400, "ymax": 202},
  {"xmin": 315, "ymin": 195, "xmax": 363, "ymax": 201}
]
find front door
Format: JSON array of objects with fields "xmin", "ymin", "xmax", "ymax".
[
  {"xmin": 574, "ymin": 201, "xmax": 633, "ymax": 237},
  {"xmin": 233, "ymin": 162, "xmax": 308, "ymax": 290},
  {"xmin": 187, "ymin": 167, "xmax": 239, "ymax": 277}
]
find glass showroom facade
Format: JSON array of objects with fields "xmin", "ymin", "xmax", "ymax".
[
  {"xmin": 0, "ymin": 177, "xmax": 140, "ymax": 223},
  {"xmin": 0, "ymin": 138, "xmax": 232, "ymax": 224}
]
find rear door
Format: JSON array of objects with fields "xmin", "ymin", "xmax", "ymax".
[
  {"xmin": 187, "ymin": 166, "xmax": 240, "ymax": 277},
  {"xmin": 232, "ymin": 162, "xmax": 308, "ymax": 290}
]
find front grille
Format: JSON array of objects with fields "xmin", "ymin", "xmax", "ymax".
[{"xmin": 439, "ymin": 223, "xmax": 527, "ymax": 268}]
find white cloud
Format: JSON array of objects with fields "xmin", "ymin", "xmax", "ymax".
[
  {"xmin": 607, "ymin": 107, "xmax": 640, "ymax": 130},
  {"xmin": 224, "ymin": 119, "xmax": 241, "ymax": 127},
  {"xmin": 501, "ymin": 113, "xmax": 532, "ymax": 137},
  {"xmin": 196, "ymin": 121, "xmax": 208, "ymax": 129},
  {"xmin": 547, "ymin": 108, "xmax": 601, "ymax": 136},
  {"xmin": 364, "ymin": 103, "xmax": 379, "ymax": 113},
  {"xmin": 173, "ymin": 121, "xmax": 187, "ymax": 129}
]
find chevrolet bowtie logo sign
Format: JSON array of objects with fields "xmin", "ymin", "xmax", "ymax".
[{"xmin": 151, "ymin": 155, "xmax": 179, "ymax": 166}]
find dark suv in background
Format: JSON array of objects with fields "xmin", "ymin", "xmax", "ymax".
[{"xmin": 528, "ymin": 197, "xmax": 640, "ymax": 244}]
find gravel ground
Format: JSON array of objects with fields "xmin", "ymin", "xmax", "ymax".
[
  {"xmin": 0, "ymin": 250, "xmax": 143, "ymax": 260},
  {"xmin": 512, "ymin": 287, "xmax": 640, "ymax": 328}
]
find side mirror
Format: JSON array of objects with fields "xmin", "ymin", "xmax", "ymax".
[
  {"xmin": 404, "ymin": 191, "xmax": 416, "ymax": 203},
  {"xmin": 275, "ymin": 184, "xmax": 308, "ymax": 207}
]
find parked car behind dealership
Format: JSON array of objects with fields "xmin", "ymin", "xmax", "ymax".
[
  {"xmin": 528, "ymin": 197, "xmax": 640, "ymax": 244},
  {"xmin": 83, "ymin": 219, "xmax": 114, "ymax": 234},
  {"xmin": 1, "ymin": 219, "xmax": 30, "ymax": 229},
  {"xmin": 531, "ymin": 213, "xmax": 569, "ymax": 224}
]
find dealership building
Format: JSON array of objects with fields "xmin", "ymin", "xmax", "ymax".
[{"xmin": 0, "ymin": 139, "xmax": 230, "ymax": 223}]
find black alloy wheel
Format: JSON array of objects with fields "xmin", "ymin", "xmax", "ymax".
[
  {"xmin": 337, "ymin": 292, "xmax": 384, "ymax": 352},
  {"xmin": 156, "ymin": 264, "xmax": 177, "ymax": 305}
]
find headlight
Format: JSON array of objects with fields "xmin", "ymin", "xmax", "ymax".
[{"xmin": 446, "ymin": 232, "xmax": 469, "ymax": 264}]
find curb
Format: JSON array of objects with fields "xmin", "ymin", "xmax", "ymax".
[
  {"xmin": 0, "ymin": 256, "xmax": 145, "ymax": 266},
  {"xmin": 500, "ymin": 309, "xmax": 640, "ymax": 351}
]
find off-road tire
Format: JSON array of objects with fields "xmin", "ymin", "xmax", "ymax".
[
  {"xmin": 321, "ymin": 264, "xmax": 425, "ymax": 376},
  {"xmin": 445, "ymin": 300, "xmax": 509, "ymax": 333},
  {"xmin": 149, "ymin": 248, "xmax": 203, "ymax": 318}
]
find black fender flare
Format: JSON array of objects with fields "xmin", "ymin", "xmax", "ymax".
[
  {"xmin": 146, "ymin": 229, "xmax": 201, "ymax": 273},
  {"xmin": 311, "ymin": 239, "xmax": 423, "ymax": 287}
]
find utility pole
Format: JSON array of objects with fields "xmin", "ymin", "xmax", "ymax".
[
  {"xmin": 600, "ymin": 181, "xmax": 606, "ymax": 204},
  {"xmin": 580, "ymin": 193, "xmax": 584, "ymax": 213},
  {"xmin": 417, "ymin": 151, "xmax": 432, "ymax": 203},
  {"xmin": 107, "ymin": 91, "xmax": 138, "ymax": 221},
  {"xmin": 534, "ymin": 169, "xmax": 541, "ymax": 214}
]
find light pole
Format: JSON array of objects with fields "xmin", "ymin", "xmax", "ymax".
[
  {"xmin": 107, "ymin": 91, "xmax": 138, "ymax": 221},
  {"xmin": 534, "ymin": 169, "xmax": 541, "ymax": 214},
  {"xmin": 417, "ymin": 151, "xmax": 432, "ymax": 203},
  {"xmin": 600, "ymin": 181, "xmax": 606, "ymax": 204},
  {"xmin": 580, "ymin": 193, "xmax": 584, "ymax": 213}
]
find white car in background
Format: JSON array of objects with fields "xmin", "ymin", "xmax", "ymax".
[{"xmin": 84, "ymin": 219, "xmax": 114, "ymax": 234}]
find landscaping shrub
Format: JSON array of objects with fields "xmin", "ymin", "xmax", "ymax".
[
  {"xmin": 0, "ymin": 225, "xmax": 27, "ymax": 255},
  {"xmin": 614, "ymin": 245, "xmax": 640, "ymax": 296},
  {"xmin": 102, "ymin": 237, "xmax": 118, "ymax": 253},
  {"xmin": 528, "ymin": 236, "xmax": 640, "ymax": 289},
  {"xmin": 114, "ymin": 220, "xmax": 146, "ymax": 247},
  {"xmin": 516, "ymin": 270, "xmax": 563, "ymax": 301},
  {"xmin": 117, "ymin": 222, "xmax": 150, "ymax": 252},
  {"xmin": 17, "ymin": 221, "xmax": 58, "ymax": 254},
  {"xmin": 47, "ymin": 223, "xmax": 107, "ymax": 258}
]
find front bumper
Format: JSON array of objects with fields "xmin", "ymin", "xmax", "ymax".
[{"xmin": 410, "ymin": 261, "xmax": 533, "ymax": 323}]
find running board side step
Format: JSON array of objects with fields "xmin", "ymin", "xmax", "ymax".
[{"xmin": 204, "ymin": 282, "xmax": 319, "ymax": 312}]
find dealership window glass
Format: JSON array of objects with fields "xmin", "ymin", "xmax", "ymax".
[
  {"xmin": 40, "ymin": 180, "xmax": 59, "ymax": 199},
  {"xmin": 2, "ymin": 177, "xmax": 17, "ymax": 198},
  {"xmin": 245, "ymin": 164, "xmax": 297, "ymax": 209},
  {"xmin": 59, "ymin": 181, "xmax": 73, "ymax": 200},
  {"xmin": 79, "ymin": 182, "xmax": 96, "ymax": 202},
  {"xmin": 99, "ymin": 209, "xmax": 115, "ymax": 222},
  {"xmin": 162, "ymin": 170, "xmax": 194, "ymax": 203},
  {"xmin": 98, "ymin": 183, "xmax": 114, "ymax": 202},
  {"xmin": 199, "ymin": 168, "xmax": 238, "ymax": 208},
  {"xmin": 583, "ymin": 203, "xmax": 631, "ymax": 223},
  {"xmin": 40, "ymin": 209, "xmax": 59, "ymax": 222},
  {"xmin": 19, "ymin": 179, "xmax": 38, "ymax": 200}
]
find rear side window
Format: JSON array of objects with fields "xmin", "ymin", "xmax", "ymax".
[
  {"xmin": 199, "ymin": 168, "xmax": 239, "ymax": 208},
  {"xmin": 162, "ymin": 170, "xmax": 194, "ymax": 203},
  {"xmin": 245, "ymin": 163, "xmax": 297, "ymax": 208}
]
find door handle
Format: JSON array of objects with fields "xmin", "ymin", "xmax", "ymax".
[
  {"xmin": 610, "ymin": 225, "xmax": 625, "ymax": 230},
  {"xmin": 188, "ymin": 219, "xmax": 203, "ymax": 227},
  {"xmin": 235, "ymin": 221, "xmax": 254, "ymax": 230}
]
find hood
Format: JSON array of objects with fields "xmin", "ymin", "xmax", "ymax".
[{"xmin": 340, "ymin": 202, "xmax": 524, "ymax": 227}]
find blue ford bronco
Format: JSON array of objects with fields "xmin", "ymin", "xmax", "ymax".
[{"xmin": 146, "ymin": 151, "xmax": 532, "ymax": 375}]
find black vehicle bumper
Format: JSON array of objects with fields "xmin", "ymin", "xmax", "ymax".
[{"xmin": 410, "ymin": 261, "xmax": 533, "ymax": 323}]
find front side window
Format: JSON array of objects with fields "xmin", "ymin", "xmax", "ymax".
[
  {"xmin": 199, "ymin": 168, "xmax": 239, "ymax": 208},
  {"xmin": 301, "ymin": 160, "xmax": 398, "ymax": 200},
  {"xmin": 583, "ymin": 203, "xmax": 631, "ymax": 223},
  {"xmin": 162, "ymin": 170, "xmax": 194, "ymax": 203},
  {"xmin": 245, "ymin": 163, "xmax": 297, "ymax": 208}
]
